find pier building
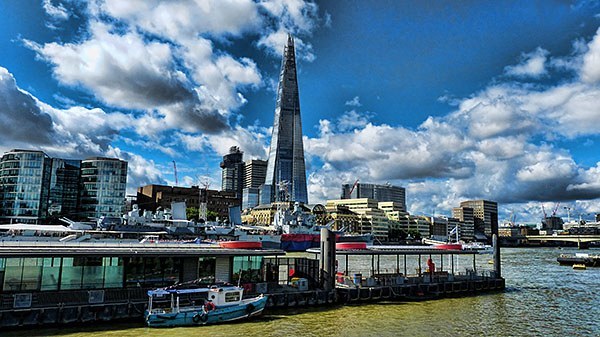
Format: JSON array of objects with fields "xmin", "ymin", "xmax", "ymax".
[{"xmin": 0, "ymin": 241, "xmax": 285, "ymax": 328}]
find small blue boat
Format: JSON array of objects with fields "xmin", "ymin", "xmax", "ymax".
[{"xmin": 145, "ymin": 285, "xmax": 268, "ymax": 327}]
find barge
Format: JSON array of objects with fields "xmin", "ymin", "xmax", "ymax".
[{"xmin": 557, "ymin": 253, "xmax": 600, "ymax": 267}]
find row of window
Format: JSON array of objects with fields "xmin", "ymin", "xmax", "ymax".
[{"xmin": 0, "ymin": 256, "xmax": 265, "ymax": 292}]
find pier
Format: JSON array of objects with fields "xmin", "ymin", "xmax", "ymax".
[{"xmin": 0, "ymin": 233, "xmax": 505, "ymax": 329}]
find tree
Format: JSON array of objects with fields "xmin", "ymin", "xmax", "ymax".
[
  {"xmin": 186, "ymin": 207, "xmax": 199, "ymax": 221},
  {"xmin": 206, "ymin": 210, "xmax": 219, "ymax": 222}
]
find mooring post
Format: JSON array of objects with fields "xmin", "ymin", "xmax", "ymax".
[
  {"xmin": 493, "ymin": 234, "xmax": 501, "ymax": 278},
  {"xmin": 319, "ymin": 228, "xmax": 336, "ymax": 291}
]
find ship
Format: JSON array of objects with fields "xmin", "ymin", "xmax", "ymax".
[{"xmin": 557, "ymin": 253, "xmax": 600, "ymax": 267}]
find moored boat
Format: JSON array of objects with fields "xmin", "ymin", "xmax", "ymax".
[
  {"xmin": 557, "ymin": 253, "xmax": 600, "ymax": 267},
  {"xmin": 145, "ymin": 285, "xmax": 267, "ymax": 327}
]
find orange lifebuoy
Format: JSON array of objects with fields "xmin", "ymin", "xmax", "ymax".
[{"xmin": 204, "ymin": 301, "xmax": 216, "ymax": 311}]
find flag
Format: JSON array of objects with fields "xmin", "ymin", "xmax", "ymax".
[{"xmin": 449, "ymin": 225, "xmax": 458, "ymax": 235}]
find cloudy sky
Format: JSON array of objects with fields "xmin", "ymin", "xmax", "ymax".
[{"xmin": 1, "ymin": 1, "xmax": 600, "ymax": 223}]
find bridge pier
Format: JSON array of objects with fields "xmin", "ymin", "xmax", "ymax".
[{"xmin": 577, "ymin": 241, "xmax": 589, "ymax": 250}]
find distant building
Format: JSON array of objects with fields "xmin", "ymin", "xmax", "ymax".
[
  {"xmin": 458, "ymin": 200, "xmax": 498, "ymax": 240},
  {"xmin": 542, "ymin": 216, "xmax": 564, "ymax": 231},
  {"xmin": 79, "ymin": 157, "xmax": 128, "ymax": 219},
  {"xmin": 0, "ymin": 150, "xmax": 127, "ymax": 223},
  {"xmin": 243, "ymin": 159, "xmax": 267, "ymax": 189},
  {"xmin": 137, "ymin": 185, "xmax": 201, "ymax": 211},
  {"xmin": 264, "ymin": 35, "xmax": 308, "ymax": 204},
  {"xmin": 341, "ymin": 182, "xmax": 406, "ymax": 211},
  {"xmin": 0, "ymin": 149, "xmax": 51, "ymax": 224},
  {"xmin": 48, "ymin": 159, "xmax": 81, "ymax": 218},
  {"xmin": 242, "ymin": 159, "xmax": 267, "ymax": 210},
  {"xmin": 325, "ymin": 204, "xmax": 360, "ymax": 232},
  {"xmin": 452, "ymin": 206, "xmax": 475, "ymax": 241},
  {"xmin": 220, "ymin": 146, "xmax": 244, "ymax": 199},
  {"xmin": 326, "ymin": 198, "xmax": 390, "ymax": 240},
  {"xmin": 136, "ymin": 184, "xmax": 240, "ymax": 221}
]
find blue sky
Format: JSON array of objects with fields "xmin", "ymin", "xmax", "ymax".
[{"xmin": 1, "ymin": 1, "xmax": 600, "ymax": 223}]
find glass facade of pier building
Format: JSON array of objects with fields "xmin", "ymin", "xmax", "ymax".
[
  {"xmin": 0, "ymin": 150, "xmax": 51, "ymax": 224},
  {"xmin": 0, "ymin": 255, "xmax": 264, "ymax": 292},
  {"xmin": 80, "ymin": 157, "xmax": 128, "ymax": 219}
]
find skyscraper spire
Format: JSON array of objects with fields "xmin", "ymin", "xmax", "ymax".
[{"xmin": 264, "ymin": 34, "xmax": 308, "ymax": 204}]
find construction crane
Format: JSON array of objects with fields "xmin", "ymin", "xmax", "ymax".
[
  {"xmin": 346, "ymin": 179, "xmax": 359, "ymax": 198},
  {"xmin": 541, "ymin": 205, "xmax": 547, "ymax": 219},
  {"xmin": 172, "ymin": 160, "xmax": 178, "ymax": 186},
  {"xmin": 551, "ymin": 202, "xmax": 560, "ymax": 217}
]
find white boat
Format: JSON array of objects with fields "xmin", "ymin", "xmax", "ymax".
[
  {"xmin": 145, "ymin": 285, "xmax": 267, "ymax": 327},
  {"xmin": 462, "ymin": 242, "xmax": 494, "ymax": 254}
]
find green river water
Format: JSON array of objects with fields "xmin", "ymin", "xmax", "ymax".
[{"xmin": 4, "ymin": 247, "xmax": 600, "ymax": 337}]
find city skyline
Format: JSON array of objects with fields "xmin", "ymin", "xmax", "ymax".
[{"xmin": 1, "ymin": 2, "xmax": 600, "ymax": 222}]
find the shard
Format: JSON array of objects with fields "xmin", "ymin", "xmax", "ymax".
[{"xmin": 264, "ymin": 34, "xmax": 308, "ymax": 204}]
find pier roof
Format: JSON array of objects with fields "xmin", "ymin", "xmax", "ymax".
[
  {"xmin": 0, "ymin": 241, "xmax": 285, "ymax": 257},
  {"xmin": 307, "ymin": 245, "xmax": 478, "ymax": 256}
]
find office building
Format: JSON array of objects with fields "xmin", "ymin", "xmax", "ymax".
[
  {"xmin": 48, "ymin": 159, "xmax": 81, "ymax": 217},
  {"xmin": 264, "ymin": 35, "xmax": 308, "ymax": 204},
  {"xmin": 452, "ymin": 206, "xmax": 475, "ymax": 241},
  {"xmin": 242, "ymin": 159, "xmax": 267, "ymax": 210},
  {"xmin": 79, "ymin": 157, "xmax": 128, "ymax": 219},
  {"xmin": 243, "ymin": 159, "xmax": 267, "ymax": 189},
  {"xmin": 459, "ymin": 200, "xmax": 498, "ymax": 240},
  {"xmin": 220, "ymin": 146, "xmax": 244, "ymax": 199},
  {"xmin": 0, "ymin": 150, "xmax": 51, "ymax": 224},
  {"xmin": 326, "ymin": 198, "xmax": 390, "ymax": 240},
  {"xmin": 341, "ymin": 182, "xmax": 406, "ymax": 211}
]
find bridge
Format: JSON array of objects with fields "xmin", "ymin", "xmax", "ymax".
[{"xmin": 526, "ymin": 235, "xmax": 600, "ymax": 249}]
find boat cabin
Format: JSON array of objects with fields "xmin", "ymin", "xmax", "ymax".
[{"xmin": 147, "ymin": 285, "xmax": 246, "ymax": 314}]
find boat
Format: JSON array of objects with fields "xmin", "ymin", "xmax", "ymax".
[
  {"xmin": 461, "ymin": 242, "xmax": 494, "ymax": 254},
  {"xmin": 145, "ymin": 285, "xmax": 268, "ymax": 327},
  {"xmin": 557, "ymin": 253, "xmax": 600, "ymax": 267},
  {"xmin": 572, "ymin": 264, "xmax": 587, "ymax": 270}
]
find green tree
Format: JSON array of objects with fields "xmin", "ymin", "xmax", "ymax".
[
  {"xmin": 186, "ymin": 207, "xmax": 199, "ymax": 221},
  {"xmin": 206, "ymin": 210, "xmax": 219, "ymax": 222}
]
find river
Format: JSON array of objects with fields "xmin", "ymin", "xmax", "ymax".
[{"xmin": 4, "ymin": 247, "xmax": 600, "ymax": 337}]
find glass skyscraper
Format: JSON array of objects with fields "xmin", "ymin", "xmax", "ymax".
[
  {"xmin": 48, "ymin": 159, "xmax": 81, "ymax": 217},
  {"xmin": 264, "ymin": 34, "xmax": 308, "ymax": 204},
  {"xmin": 220, "ymin": 146, "xmax": 244, "ymax": 199},
  {"xmin": 80, "ymin": 157, "xmax": 128, "ymax": 219},
  {"xmin": 0, "ymin": 150, "xmax": 51, "ymax": 224}
]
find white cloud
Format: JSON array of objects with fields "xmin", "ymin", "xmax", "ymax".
[
  {"xmin": 504, "ymin": 47, "xmax": 549, "ymax": 78},
  {"xmin": 257, "ymin": 28, "xmax": 316, "ymax": 62},
  {"xmin": 581, "ymin": 27, "xmax": 600, "ymax": 83},
  {"xmin": 106, "ymin": 147, "xmax": 166, "ymax": 195},
  {"xmin": 43, "ymin": 0, "xmax": 70, "ymax": 21},
  {"xmin": 304, "ymin": 28, "xmax": 600, "ymax": 216},
  {"xmin": 100, "ymin": 0, "xmax": 261, "ymax": 39},
  {"xmin": 345, "ymin": 96, "xmax": 362, "ymax": 107}
]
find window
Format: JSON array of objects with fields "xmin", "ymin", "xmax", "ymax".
[
  {"xmin": 224, "ymin": 291, "xmax": 241, "ymax": 302},
  {"xmin": 232, "ymin": 256, "xmax": 263, "ymax": 283}
]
